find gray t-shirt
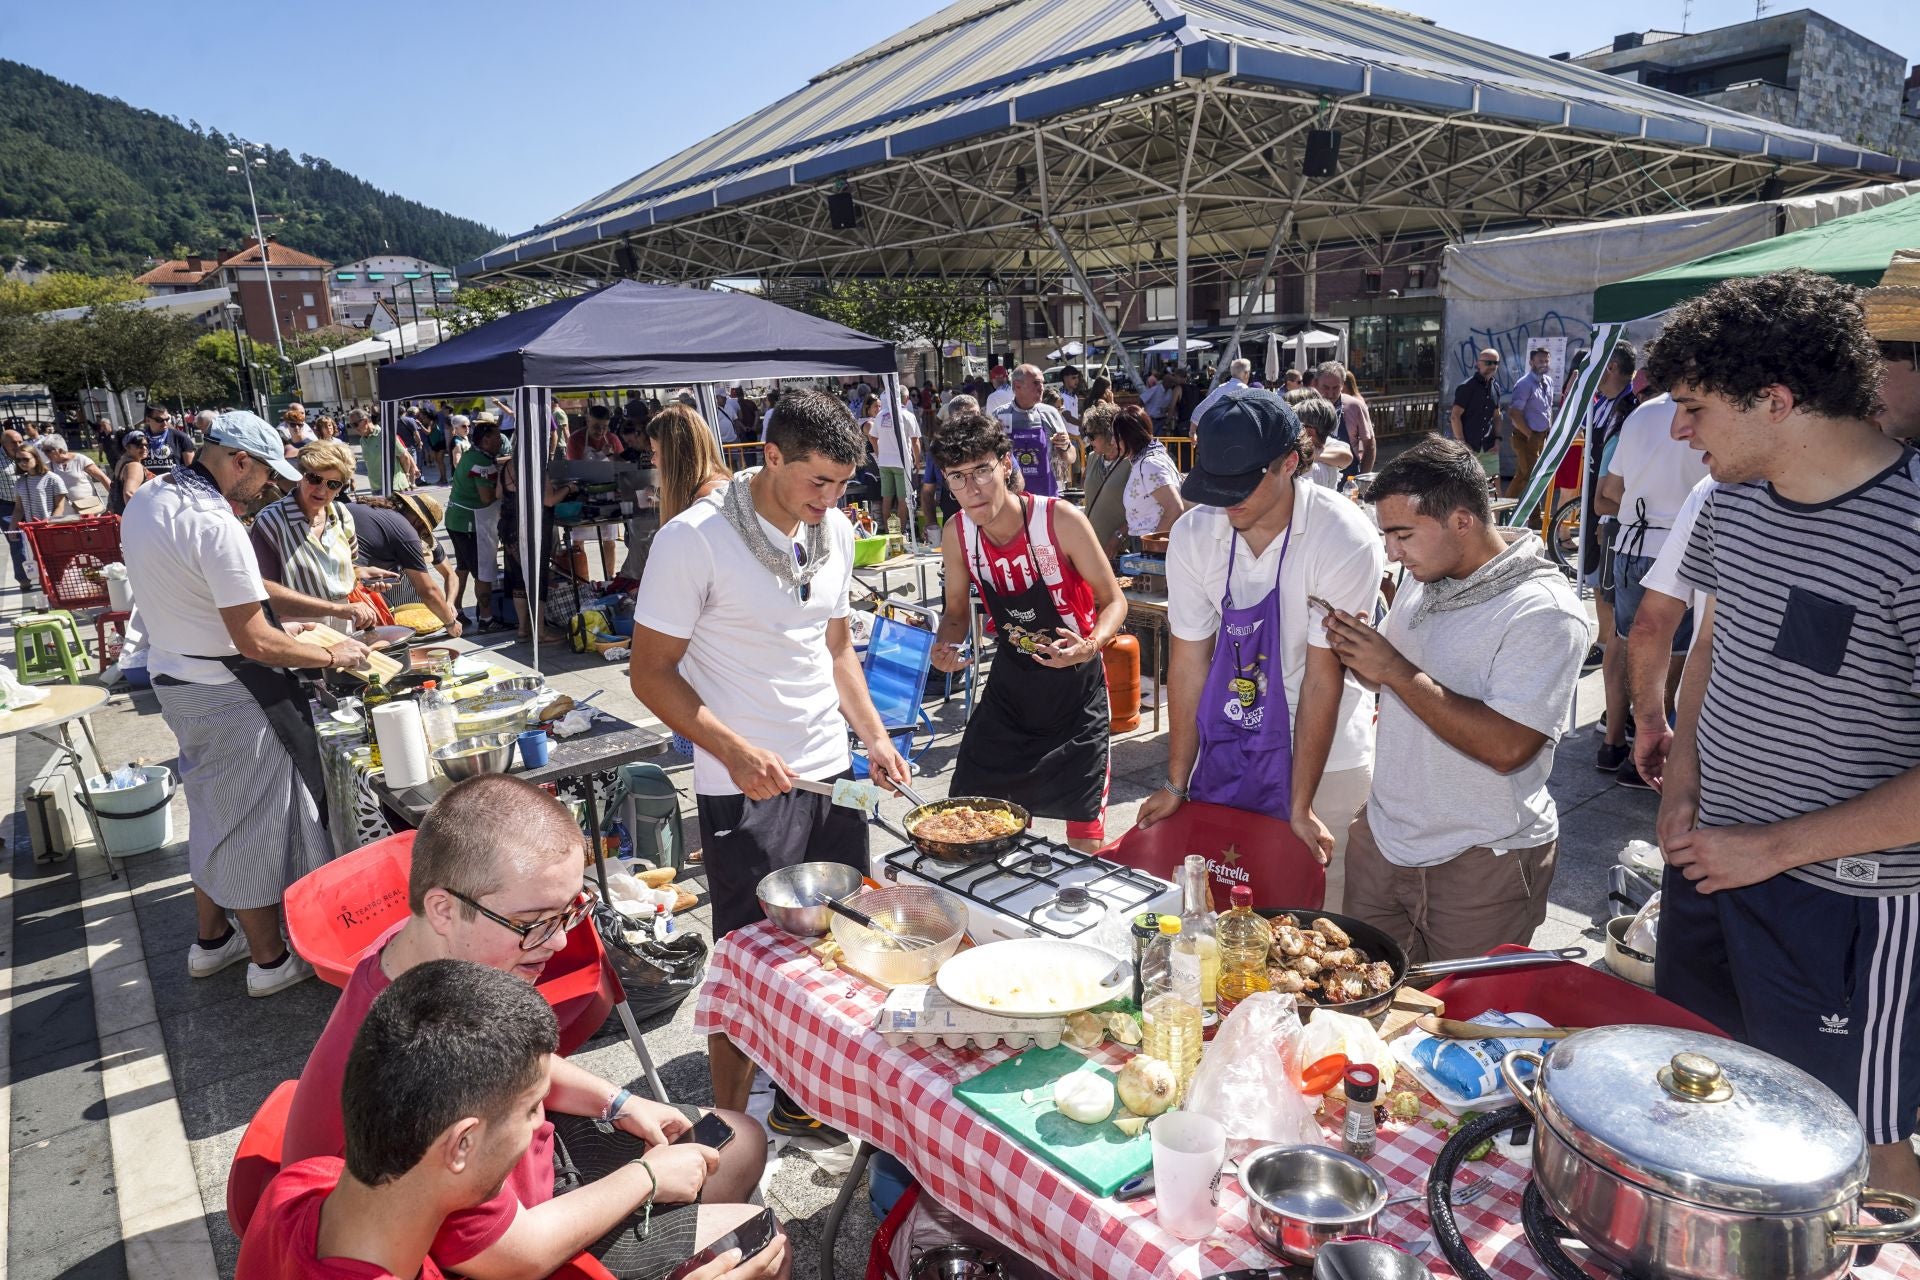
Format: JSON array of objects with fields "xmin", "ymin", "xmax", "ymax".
[{"xmin": 1366, "ymin": 538, "xmax": 1592, "ymax": 867}]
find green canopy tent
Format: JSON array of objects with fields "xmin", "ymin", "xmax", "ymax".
[{"xmin": 1594, "ymin": 192, "xmax": 1920, "ymax": 322}]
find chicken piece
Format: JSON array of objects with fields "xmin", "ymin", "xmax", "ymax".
[
  {"xmin": 1312, "ymin": 917, "xmax": 1352, "ymax": 948},
  {"xmin": 1288, "ymin": 954, "xmax": 1323, "ymax": 978},
  {"xmin": 1361, "ymin": 961, "xmax": 1395, "ymax": 993},
  {"xmin": 1270, "ymin": 924, "xmax": 1310, "ymax": 959},
  {"xmin": 1321, "ymin": 967, "xmax": 1369, "ymax": 1003},
  {"xmin": 1269, "ymin": 967, "xmax": 1311, "ymax": 995},
  {"xmin": 1319, "ymin": 947, "xmax": 1360, "ymax": 969},
  {"xmin": 1271, "ymin": 913, "xmax": 1300, "ymax": 930},
  {"xmin": 1302, "ymin": 932, "xmax": 1329, "ymax": 959}
]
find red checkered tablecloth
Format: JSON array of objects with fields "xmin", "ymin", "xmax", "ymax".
[{"xmin": 695, "ymin": 923, "xmax": 1920, "ymax": 1280}]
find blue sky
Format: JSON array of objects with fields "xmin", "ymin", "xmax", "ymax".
[{"xmin": 3, "ymin": 0, "xmax": 1912, "ymax": 249}]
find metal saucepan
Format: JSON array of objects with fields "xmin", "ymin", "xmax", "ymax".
[
  {"xmin": 873, "ymin": 796, "xmax": 1032, "ymax": 864},
  {"xmin": 1240, "ymin": 1143, "xmax": 1388, "ymax": 1264},
  {"xmin": 1257, "ymin": 907, "xmax": 1584, "ymax": 1022},
  {"xmin": 1502, "ymin": 1024, "xmax": 1920, "ymax": 1280}
]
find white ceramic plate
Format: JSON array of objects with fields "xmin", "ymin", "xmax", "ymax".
[{"xmin": 936, "ymin": 938, "xmax": 1131, "ymax": 1017}]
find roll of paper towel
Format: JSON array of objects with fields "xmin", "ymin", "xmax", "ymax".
[{"xmin": 371, "ymin": 700, "xmax": 432, "ymax": 789}]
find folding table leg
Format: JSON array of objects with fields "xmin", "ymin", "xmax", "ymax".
[
  {"xmin": 59, "ymin": 720, "xmax": 119, "ymax": 880},
  {"xmin": 615, "ymin": 997, "xmax": 672, "ymax": 1105},
  {"xmin": 819, "ymin": 1140, "xmax": 874, "ymax": 1280}
]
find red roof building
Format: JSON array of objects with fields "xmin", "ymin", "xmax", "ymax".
[{"xmin": 136, "ymin": 237, "xmax": 334, "ymax": 345}]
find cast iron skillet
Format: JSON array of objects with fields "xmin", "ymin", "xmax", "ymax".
[
  {"xmin": 874, "ymin": 797, "xmax": 1032, "ymax": 865},
  {"xmin": 1257, "ymin": 907, "xmax": 1584, "ymax": 1022}
]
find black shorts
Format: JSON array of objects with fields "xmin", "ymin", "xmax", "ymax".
[
  {"xmin": 550, "ymin": 1109, "xmax": 704, "ymax": 1280},
  {"xmin": 697, "ymin": 775, "xmax": 869, "ymax": 937},
  {"xmin": 449, "ymin": 528, "xmax": 479, "ymax": 576},
  {"xmin": 1656, "ymin": 864, "xmax": 1920, "ymax": 1143}
]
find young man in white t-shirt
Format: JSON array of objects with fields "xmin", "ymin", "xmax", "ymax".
[
  {"xmin": 1142, "ymin": 389, "xmax": 1386, "ymax": 909},
  {"xmin": 1597, "ymin": 388, "xmax": 1709, "ymax": 789},
  {"xmin": 629, "ymin": 390, "xmax": 909, "ymax": 1119},
  {"xmin": 869, "ymin": 386, "xmax": 922, "ymax": 535}
]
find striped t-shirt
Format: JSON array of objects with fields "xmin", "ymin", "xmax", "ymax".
[{"xmin": 1676, "ymin": 449, "xmax": 1920, "ymax": 895}]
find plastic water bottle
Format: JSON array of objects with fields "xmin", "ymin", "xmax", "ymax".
[
  {"xmin": 418, "ymin": 680, "xmax": 456, "ymax": 751},
  {"xmin": 1140, "ymin": 917, "xmax": 1203, "ymax": 1099},
  {"xmin": 1178, "ymin": 854, "xmax": 1220, "ymax": 1027},
  {"xmin": 652, "ymin": 903, "xmax": 676, "ymax": 944}
]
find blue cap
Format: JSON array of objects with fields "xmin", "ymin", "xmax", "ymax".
[
  {"xmin": 205, "ymin": 410, "xmax": 300, "ymax": 482},
  {"xmin": 1181, "ymin": 388, "xmax": 1303, "ymax": 506}
]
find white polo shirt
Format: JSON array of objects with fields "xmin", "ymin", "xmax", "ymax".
[
  {"xmin": 120, "ymin": 476, "xmax": 268, "ymax": 685},
  {"xmin": 1189, "ymin": 377, "xmax": 1248, "ymax": 431},
  {"xmin": 1167, "ymin": 483, "xmax": 1386, "ymax": 773},
  {"xmin": 633, "ymin": 484, "xmax": 855, "ymax": 794}
]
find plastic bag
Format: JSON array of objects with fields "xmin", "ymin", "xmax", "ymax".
[
  {"xmin": 1295, "ymin": 1008, "xmax": 1397, "ymax": 1097},
  {"xmin": 1625, "ymin": 891, "xmax": 1660, "ymax": 955},
  {"xmin": 1183, "ymin": 992, "xmax": 1320, "ymax": 1158},
  {"xmin": 591, "ymin": 900, "xmax": 707, "ymax": 1021}
]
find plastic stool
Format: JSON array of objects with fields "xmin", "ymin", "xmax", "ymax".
[
  {"xmin": 93, "ymin": 610, "xmax": 131, "ymax": 664},
  {"xmin": 14, "ymin": 610, "xmax": 87, "ymax": 685}
]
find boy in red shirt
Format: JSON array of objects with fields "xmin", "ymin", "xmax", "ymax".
[
  {"xmin": 240, "ymin": 960, "xmax": 555, "ymax": 1279},
  {"xmin": 281, "ymin": 775, "xmax": 776, "ymax": 1280}
]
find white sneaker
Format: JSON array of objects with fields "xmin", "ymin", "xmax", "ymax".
[
  {"xmin": 247, "ymin": 952, "xmax": 315, "ymax": 998},
  {"xmin": 187, "ymin": 930, "xmax": 250, "ymax": 979}
]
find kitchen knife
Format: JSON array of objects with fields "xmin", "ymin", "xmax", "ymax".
[{"xmin": 1197, "ymin": 1267, "xmax": 1313, "ymax": 1279}]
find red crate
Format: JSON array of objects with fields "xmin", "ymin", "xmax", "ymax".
[{"xmin": 21, "ymin": 516, "xmax": 122, "ymax": 611}]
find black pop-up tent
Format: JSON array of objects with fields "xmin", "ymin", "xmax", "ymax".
[{"xmin": 375, "ymin": 281, "xmax": 899, "ymax": 668}]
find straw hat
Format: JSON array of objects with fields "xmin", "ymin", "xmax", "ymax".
[
  {"xmin": 1862, "ymin": 248, "xmax": 1920, "ymax": 342},
  {"xmin": 396, "ymin": 491, "xmax": 444, "ymax": 532}
]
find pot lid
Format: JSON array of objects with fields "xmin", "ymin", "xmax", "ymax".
[{"xmin": 1531, "ymin": 1025, "xmax": 1866, "ymax": 1214}]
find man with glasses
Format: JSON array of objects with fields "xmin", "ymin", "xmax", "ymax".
[
  {"xmin": 929, "ymin": 411, "xmax": 1127, "ymax": 852},
  {"xmin": 141, "ymin": 403, "xmax": 197, "ymax": 470},
  {"xmin": 1450, "ymin": 348, "xmax": 1503, "ymax": 476},
  {"xmin": 283, "ymin": 774, "xmax": 775, "ymax": 1280}
]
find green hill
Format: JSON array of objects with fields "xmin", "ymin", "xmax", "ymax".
[{"xmin": 0, "ymin": 58, "xmax": 500, "ymax": 274}]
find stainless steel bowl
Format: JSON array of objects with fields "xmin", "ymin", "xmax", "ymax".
[
  {"xmin": 1241, "ymin": 1144, "xmax": 1389, "ymax": 1263},
  {"xmin": 432, "ymin": 732, "xmax": 519, "ymax": 781},
  {"xmin": 756, "ymin": 862, "xmax": 866, "ymax": 937},
  {"xmin": 486, "ymin": 675, "xmax": 548, "ymax": 696},
  {"xmin": 829, "ymin": 885, "xmax": 969, "ymax": 986}
]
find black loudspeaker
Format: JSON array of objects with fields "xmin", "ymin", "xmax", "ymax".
[
  {"xmin": 614, "ymin": 242, "xmax": 638, "ymax": 276},
  {"xmin": 1304, "ymin": 129, "xmax": 1342, "ymax": 178},
  {"xmin": 827, "ymin": 191, "xmax": 861, "ymax": 229}
]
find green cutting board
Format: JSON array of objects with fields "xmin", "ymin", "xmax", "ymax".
[{"xmin": 952, "ymin": 1044, "xmax": 1154, "ymax": 1196}]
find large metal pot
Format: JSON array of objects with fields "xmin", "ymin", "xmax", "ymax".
[{"xmin": 1501, "ymin": 1024, "xmax": 1920, "ymax": 1280}]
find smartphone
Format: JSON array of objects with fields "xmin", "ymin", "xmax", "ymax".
[
  {"xmin": 672, "ymin": 1111, "xmax": 737, "ymax": 1152},
  {"xmin": 1306, "ymin": 594, "xmax": 1337, "ymax": 616},
  {"xmin": 665, "ymin": 1205, "xmax": 778, "ymax": 1279}
]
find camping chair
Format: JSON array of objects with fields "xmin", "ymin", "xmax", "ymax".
[
  {"xmin": 1098, "ymin": 800, "xmax": 1326, "ymax": 910},
  {"xmin": 852, "ymin": 613, "xmax": 937, "ymax": 779},
  {"xmin": 282, "ymin": 832, "xmax": 664, "ymax": 1087}
]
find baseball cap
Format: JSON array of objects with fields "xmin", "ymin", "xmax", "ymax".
[
  {"xmin": 990, "ymin": 365, "xmax": 1007, "ymax": 378},
  {"xmin": 1181, "ymin": 388, "xmax": 1302, "ymax": 507},
  {"xmin": 123, "ymin": 430, "xmax": 150, "ymax": 447},
  {"xmin": 205, "ymin": 410, "xmax": 300, "ymax": 481}
]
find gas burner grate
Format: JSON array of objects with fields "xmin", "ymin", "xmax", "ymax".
[{"xmin": 880, "ymin": 834, "xmax": 1171, "ymax": 940}]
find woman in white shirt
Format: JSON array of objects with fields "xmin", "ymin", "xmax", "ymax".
[
  {"xmin": 1113, "ymin": 404, "xmax": 1184, "ymax": 537},
  {"xmin": 1285, "ymin": 391, "xmax": 1354, "ymax": 490},
  {"xmin": 41, "ymin": 435, "xmax": 110, "ymax": 514}
]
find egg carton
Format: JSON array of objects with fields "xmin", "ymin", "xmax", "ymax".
[{"xmin": 875, "ymin": 984, "xmax": 1066, "ymax": 1050}]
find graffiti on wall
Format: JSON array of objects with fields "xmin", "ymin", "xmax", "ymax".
[{"xmin": 1454, "ymin": 310, "xmax": 1590, "ymax": 393}]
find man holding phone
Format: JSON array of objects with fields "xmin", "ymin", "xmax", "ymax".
[
  {"xmin": 1141, "ymin": 389, "xmax": 1384, "ymax": 908},
  {"xmin": 281, "ymin": 776, "xmax": 780, "ymax": 1280}
]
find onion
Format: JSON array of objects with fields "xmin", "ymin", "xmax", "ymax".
[
  {"xmin": 1062, "ymin": 1011, "xmax": 1105, "ymax": 1050},
  {"xmin": 1053, "ymin": 1071, "xmax": 1117, "ymax": 1124},
  {"xmin": 1115, "ymin": 1054, "xmax": 1178, "ymax": 1118}
]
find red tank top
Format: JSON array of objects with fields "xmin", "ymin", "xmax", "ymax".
[{"xmin": 962, "ymin": 496, "xmax": 1098, "ymax": 636}]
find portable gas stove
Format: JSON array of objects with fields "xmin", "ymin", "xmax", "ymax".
[{"xmin": 877, "ymin": 832, "xmax": 1180, "ymax": 945}]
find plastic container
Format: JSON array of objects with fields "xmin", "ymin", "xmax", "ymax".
[
  {"xmin": 1214, "ymin": 883, "xmax": 1272, "ymax": 1020},
  {"xmin": 84, "ymin": 765, "xmax": 174, "ymax": 857},
  {"xmin": 1140, "ymin": 917, "xmax": 1203, "ymax": 1096},
  {"xmin": 418, "ymin": 681, "xmax": 456, "ymax": 751}
]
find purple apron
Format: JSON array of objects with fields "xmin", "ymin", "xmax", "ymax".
[{"xmin": 1187, "ymin": 527, "xmax": 1295, "ymax": 820}]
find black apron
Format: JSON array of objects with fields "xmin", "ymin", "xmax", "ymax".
[
  {"xmin": 950, "ymin": 497, "xmax": 1109, "ymax": 823},
  {"xmin": 183, "ymin": 601, "xmax": 330, "ymax": 830}
]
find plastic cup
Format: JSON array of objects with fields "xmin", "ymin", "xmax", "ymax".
[
  {"xmin": 1150, "ymin": 1110, "xmax": 1227, "ymax": 1239},
  {"xmin": 516, "ymin": 729, "xmax": 551, "ymax": 769}
]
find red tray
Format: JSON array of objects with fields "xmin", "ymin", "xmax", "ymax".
[{"xmin": 1426, "ymin": 943, "xmax": 1725, "ymax": 1037}]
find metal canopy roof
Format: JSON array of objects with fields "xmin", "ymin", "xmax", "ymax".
[{"xmin": 465, "ymin": 0, "xmax": 1911, "ymax": 287}]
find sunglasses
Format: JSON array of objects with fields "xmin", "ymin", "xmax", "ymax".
[
  {"xmin": 300, "ymin": 470, "xmax": 347, "ymax": 492},
  {"xmin": 444, "ymin": 885, "xmax": 598, "ymax": 951}
]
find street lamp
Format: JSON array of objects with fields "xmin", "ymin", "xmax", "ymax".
[
  {"xmin": 224, "ymin": 144, "xmax": 286, "ymax": 362},
  {"xmin": 226, "ymin": 302, "xmax": 260, "ymax": 416}
]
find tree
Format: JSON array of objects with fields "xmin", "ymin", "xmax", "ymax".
[
  {"xmin": 189, "ymin": 330, "xmax": 281, "ymax": 404},
  {"xmin": 0, "ymin": 270, "xmax": 147, "ymax": 317},
  {"xmin": 283, "ymin": 325, "xmax": 362, "ymax": 365},
  {"xmin": 22, "ymin": 302, "xmax": 208, "ymax": 403},
  {"xmin": 435, "ymin": 280, "xmax": 565, "ymax": 336},
  {"xmin": 805, "ymin": 279, "xmax": 989, "ymax": 357}
]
